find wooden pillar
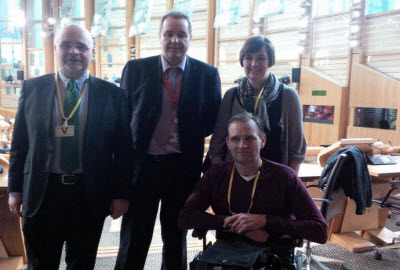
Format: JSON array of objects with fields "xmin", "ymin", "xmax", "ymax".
[
  {"xmin": 207, "ymin": 0, "xmax": 216, "ymax": 66},
  {"xmin": 126, "ymin": 0, "xmax": 135, "ymax": 60},
  {"xmin": 85, "ymin": 0, "xmax": 95, "ymax": 75},
  {"xmin": 22, "ymin": 0, "xmax": 28, "ymax": 78},
  {"xmin": 53, "ymin": 0, "xmax": 59, "ymax": 71},
  {"xmin": 304, "ymin": 1, "xmax": 313, "ymax": 67},
  {"xmin": 43, "ymin": 0, "xmax": 54, "ymax": 74},
  {"xmin": 166, "ymin": 0, "xmax": 173, "ymax": 11}
]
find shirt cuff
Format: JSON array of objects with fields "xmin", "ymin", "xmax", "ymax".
[{"xmin": 9, "ymin": 192, "xmax": 22, "ymax": 197}]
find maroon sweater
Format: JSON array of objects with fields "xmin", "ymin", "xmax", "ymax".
[{"xmin": 179, "ymin": 159, "xmax": 327, "ymax": 244}]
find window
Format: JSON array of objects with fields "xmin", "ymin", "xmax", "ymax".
[
  {"xmin": 366, "ymin": 0, "xmax": 400, "ymax": 15},
  {"xmin": 312, "ymin": 0, "xmax": 352, "ymax": 17}
]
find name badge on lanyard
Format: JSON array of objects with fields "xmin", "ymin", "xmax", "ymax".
[{"xmin": 55, "ymin": 121, "xmax": 74, "ymax": 137}]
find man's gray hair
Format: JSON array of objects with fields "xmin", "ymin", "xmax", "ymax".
[
  {"xmin": 227, "ymin": 112, "xmax": 265, "ymax": 139},
  {"xmin": 159, "ymin": 11, "xmax": 192, "ymax": 36}
]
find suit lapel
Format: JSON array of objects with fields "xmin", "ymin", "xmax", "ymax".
[
  {"xmin": 85, "ymin": 76, "xmax": 107, "ymax": 147},
  {"xmin": 154, "ymin": 56, "xmax": 163, "ymax": 112},
  {"xmin": 40, "ymin": 74, "xmax": 56, "ymax": 140},
  {"xmin": 179, "ymin": 57, "xmax": 192, "ymax": 111}
]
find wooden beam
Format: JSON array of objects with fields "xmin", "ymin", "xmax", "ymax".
[
  {"xmin": 126, "ymin": 0, "xmax": 135, "ymax": 61},
  {"xmin": 43, "ymin": 0, "xmax": 54, "ymax": 74},
  {"xmin": 52, "ymin": 0, "xmax": 59, "ymax": 71},
  {"xmin": 206, "ymin": 0, "xmax": 216, "ymax": 66},
  {"xmin": 85, "ymin": 0, "xmax": 96, "ymax": 75},
  {"xmin": 166, "ymin": 0, "xmax": 173, "ymax": 11},
  {"xmin": 22, "ymin": 0, "xmax": 28, "ymax": 79}
]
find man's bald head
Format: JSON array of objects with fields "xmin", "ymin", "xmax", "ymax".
[
  {"xmin": 54, "ymin": 24, "xmax": 94, "ymax": 79},
  {"xmin": 54, "ymin": 24, "xmax": 94, "ymax": 48}
]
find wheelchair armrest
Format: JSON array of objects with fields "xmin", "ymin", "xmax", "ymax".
[
  {"xmin": 306, "ymin": 184, "xmax": 320, "ymax": 189},
  {"xmin": 192, "ymin": 229, "xmax": 208, "ymax": 240}
]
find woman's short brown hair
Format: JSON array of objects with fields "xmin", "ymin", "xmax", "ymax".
[{"xmin": 239, "ymin": 35, "xmax": 275, "ymax": 67}]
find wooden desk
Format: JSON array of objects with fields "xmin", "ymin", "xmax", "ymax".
[
  {"xmin": 299, "ymin": 160, "xmax": 400, "ymax": 252},
  {"xmin": 369, "ymin": 163, "xmax": 400, "ymax": 178},
  {"xmin": 298, "ymin": 162, "xmax": 323, "ymax": 182},
  {"xmin": 0, "ymin": 163, "xmax": 26, "ymax": 265},
  {"xmin": 299, "ymin": 159, "xmax": 400, "ymax": 181}
]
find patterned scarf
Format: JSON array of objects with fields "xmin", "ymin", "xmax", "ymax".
[{"xmin": 237, "ymin": 72, "xmax": 282, "ymax": 131}]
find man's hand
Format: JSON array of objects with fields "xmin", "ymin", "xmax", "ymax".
[
  {"xmin": 223, "ymin": 213, "xmax": 266, "ymax": 234},
  {"xmin": 245, "ymin": 229, "xmax": 270, "ymax": 243},
  {"xmin": 8, "ymin": 194, "xmax": 22, "ymax": 217},
  {"xmin": 109, "ymin": 199, "xmax": 129, "ymax": 219}
]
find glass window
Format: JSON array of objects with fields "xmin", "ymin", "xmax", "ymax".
[
  {"xmin": 313, "ymin": 0, "xmax": 352, "ymax": 17},
  {"xmin": 303, "ymin": 105, "xmax": 335, "ymax": 124},
  {"xmin": 73, "ymin": 0, "xmax": 85, "ymax": 17},
  {"xmin": 366, "ymin": 0, "xmax": 400, "ymax": 15},
  {"xmin": 26, "ymin": 0, "xmax": 42, "ymax": 20},
  {"xmin": 72, "ymin": 20, "xmax": 85, "ymax": 27},
  {"xmin": 0, "ymin": 44, "xmax": 22, "ymax": 64},
  {"xmin": 0, "ymin": 23, "xmax": 22, "ymax": 42},
  {"xmin": 112, "ymin": 0, "xmax": 126, "ymax": 7},
  {"xmin": 0, "ymin": 0, "xmax": 22, "ymax": 20},
  {"xmin": 354, "ymin": 107, "xmax": 397, "ymax": 130},
  {"xmin": 27, "ymin": 23, "xmax": 44, "ymax": 48}
]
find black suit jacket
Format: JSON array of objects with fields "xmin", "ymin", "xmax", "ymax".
[
  {"xmin": 8, "ymin": 73, "xmax": 133, "ymax": 219},
  {"xmin": 120, "ymin": 55, "xmax": 221, "ymax": 183}
]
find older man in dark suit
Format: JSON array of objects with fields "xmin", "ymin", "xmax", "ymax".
[
  {"xmin": 8, "ymin": 24, "xmax": 133, "ymax": 270},
  {"xmin": 115, "ymin": 11, "xmax": 221, "ymax": 270}
]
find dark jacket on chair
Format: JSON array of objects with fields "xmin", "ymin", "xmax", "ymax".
[{"xmin": 319, "ymin": 146, "xmax": 372, "ymax": 215}]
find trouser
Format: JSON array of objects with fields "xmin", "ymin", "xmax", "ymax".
[
  {"xmin": 115, "ymin": 154, "xmax": 200, "ymax": 270},
  {"xmin": 23, "ymin": 174, "xmax": 105, "ymax": 270}
]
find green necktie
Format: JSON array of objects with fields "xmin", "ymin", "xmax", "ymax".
[{"xmin": 60, "ymin": 79, "xmax": 80, "ymax": 173}]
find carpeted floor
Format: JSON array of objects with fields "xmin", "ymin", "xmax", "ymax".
[{"xmin": 53, "ymin": 211, "xmax": 399, "ymax": 270}]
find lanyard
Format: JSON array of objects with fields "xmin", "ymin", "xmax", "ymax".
[
  {"xmin": 54, "ymin": 73, "xmax": 87, "ymax": 124},
  {"xmin": 162, "ymin": 73, "xmax": 181, "ymax": 108},
  {"xmin": 227, "ymin": 160, "xmax": 262, "ymax": 215},
  {"xmin": 240, "ymin": 80, "xmax": 267, "ymax": 113}
]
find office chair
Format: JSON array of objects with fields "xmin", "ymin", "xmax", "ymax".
[
  {"xmin": 371, "ymin": 182, "xmax": 400, "ymax": 259},
  {"xmin": 296, "ymin": 153, "xmax": 349, "ymax": 270}
]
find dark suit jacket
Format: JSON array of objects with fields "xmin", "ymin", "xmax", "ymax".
[
  {"xmin": 8, "ymin": 73, "xmax": 133, "ymax": 219},
  {"xmin": 120, "ymin": 55, "xmax": 221, "ymax": 183}
]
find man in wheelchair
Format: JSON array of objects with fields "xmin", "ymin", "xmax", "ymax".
[{"xmin": 179, "ymin": 113, "xmax": 327, "ymax": 269}]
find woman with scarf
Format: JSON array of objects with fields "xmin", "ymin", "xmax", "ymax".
[{"xmin": 209, "ymin": 35, "xmax": 306, "ymax": 173}]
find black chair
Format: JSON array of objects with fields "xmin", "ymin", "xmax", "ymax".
[
  {"xmin": 371, "ymin": 182, "xmax": 400, "ymax": 258},
  {"xmin": 372, "ymin": 182, "xmax": 400, "ymax": 214},
  {"xmin": 296, "ymin": 153, "xmax": 349, "ymax": 270}
]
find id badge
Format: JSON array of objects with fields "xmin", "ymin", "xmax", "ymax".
[{"xmin": 55, "ymin": 125, "xmax": 74, "ymax": 137}]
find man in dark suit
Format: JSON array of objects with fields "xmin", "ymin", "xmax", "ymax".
[
  {"xmin": 8, "ymin": 24, "xmax": 133, "ymax": 270},
  {"xmin": 115, "ymin": 11, "xmax": 221, "ymax": 270}
]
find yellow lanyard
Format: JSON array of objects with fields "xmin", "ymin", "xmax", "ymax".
[
  {"xmin": 55, "ymin": 73, "xmax": 87, "ymax": 124},
  {"xmin": 240, "ymin": 79, "xmax": 267, "ymax": 114},
  {"xmin": 227, "ymin": 160, "xmax": 262, "ymax": 215}
]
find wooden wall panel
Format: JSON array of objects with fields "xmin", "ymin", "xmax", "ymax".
[
  {"xmin": 347, "ymin": 63, "xmax": 400, "ymax": 144},
  {"xmin": 299, "ymin": 66, "xmax": 348, "ymax": 146},
  {"xmin": 349, "ymin": 64, "xmax": 400, "ymax": 109},
  {"xmin": 347, "ymin": 126, "xmax": 400, "ymax": 145}
]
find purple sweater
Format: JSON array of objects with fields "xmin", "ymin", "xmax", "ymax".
[{"xmin": 179, "ymin": 159, "xmax": 327, "ymax": 244}]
